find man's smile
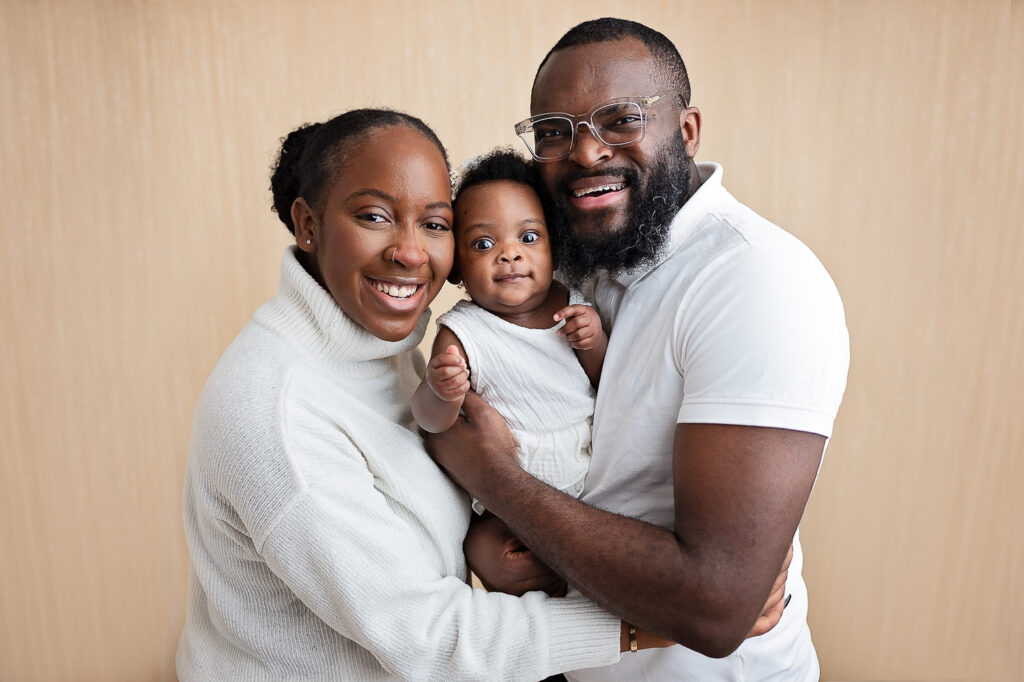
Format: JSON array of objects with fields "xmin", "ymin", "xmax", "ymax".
[{"xmin": 566, "ymin": 175, "xmax": 631, "ymax": 210}]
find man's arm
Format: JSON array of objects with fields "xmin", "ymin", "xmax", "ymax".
[{"xmin": 425, "ymin": 393, "xmax": 823, "ymax": 658}]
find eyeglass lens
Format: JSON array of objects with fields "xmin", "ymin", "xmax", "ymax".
[{"xmin": 527, "ymin": 101, "xmax": 644, "ymax": 159}]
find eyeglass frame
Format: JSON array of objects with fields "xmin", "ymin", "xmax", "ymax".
[{"xmin": 513, "ymin": 90, "xmax": 686, "ymax": 162}]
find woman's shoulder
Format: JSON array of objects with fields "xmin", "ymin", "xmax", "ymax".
[
  {"xmin": 186, "ymin": 325, "xmax": 329, "ymax": 535},
  {"xmin": 188, "ymin": 321, "xmax": 324, "ymax": 474}
]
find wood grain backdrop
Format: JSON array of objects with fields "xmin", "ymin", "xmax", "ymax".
[{"xmin": 1, "ymin": 1, "xmax": 1020, "ymax": 680}]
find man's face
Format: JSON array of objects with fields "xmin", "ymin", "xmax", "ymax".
[{"xmin": 530, "ymin": 38, "xmax": 690, "ymax": 284}]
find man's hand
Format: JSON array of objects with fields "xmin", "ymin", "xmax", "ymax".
[
  {"xmin": 424, "ymin": 390, "xmax": 518, "ymax": 496},
  {"xmin": 465, "ymin": 515, "xmax": 567, "ymax": 597},
  {"xmin": 554, "ymin": 304, "xmax": 606, "ymax": 351},
  {"xmin": 426, "ymin": 344, "xmax": 470, "ymax": 403},
  {"xmin": 747, "ymin": 544, "xmax": 793, "ymax": 638}
]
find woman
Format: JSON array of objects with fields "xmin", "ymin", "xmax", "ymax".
[{"xmin": 175, "ymin": 109, "xmax": 633, "ymax": 680}]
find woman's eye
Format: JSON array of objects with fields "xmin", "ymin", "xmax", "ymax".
[
  {"xmin": 471, "ymin": 238, "xmax": 494, "ymax": 251},
  {"xmin": 521, "ymin": 231, "xmax": 540, "ymax": 244},
  {"xmin": 423, "ymin": 221, "xmax": 450, "ymax": 232},
  {"xmin": 357, "ymin": 213, "xmax": 388, "ymax": 224}
]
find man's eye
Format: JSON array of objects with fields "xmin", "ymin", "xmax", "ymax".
[
  {"xmin": 471, "ymin": 238, "xmax": 494, "ymax": 250},
  {"xmin": 537, "ymin": 129, "xmax": 565, "ymax": 138},
  {"xmin": 611, "ymin": 114, "xmax": 641, "ymax": 126},
  {"xmin": 521, "ymin": 232, "xmax": 540, "ymax": 244}
]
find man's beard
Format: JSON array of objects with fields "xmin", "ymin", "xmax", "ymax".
[{"xmin": 544, "ymin": 129, "xmax": 691, "ymax": 287}]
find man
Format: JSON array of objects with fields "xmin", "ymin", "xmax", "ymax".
[{"xmin": 427, "ymin": 18, "xmax": 849, "ymax": 680}]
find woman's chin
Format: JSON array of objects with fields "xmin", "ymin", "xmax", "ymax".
[{"xmin": 362, "ymin": 312, "xmax": 426, "ymax": 343}]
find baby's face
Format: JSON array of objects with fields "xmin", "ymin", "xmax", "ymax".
[{"xmin": 453, "ymin": 180, "xmax": 554, "ymax": 318}]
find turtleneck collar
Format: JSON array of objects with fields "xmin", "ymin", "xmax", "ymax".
[{"xmin": 255, "ymin": 246, "xmax": 429, "ymax": 365}]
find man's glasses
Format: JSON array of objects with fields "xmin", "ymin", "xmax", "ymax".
[{"xmin": 514, "ymin": 90, "xmax": 684, "ymax": 162}]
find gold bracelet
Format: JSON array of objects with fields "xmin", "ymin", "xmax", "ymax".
[{"xmin": 629, "ymin": 623, "xmax": 638, "ymax": 652}]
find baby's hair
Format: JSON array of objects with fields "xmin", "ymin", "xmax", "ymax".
[
  {"xmin": 454, "ymin": 147, "xmax": 538, "ymax": 203},
  {"xmin": 450, "ymin": 148, "xmax": 555, "ymax": 284},
  {"xmin": 270, "ymin": 109, "xmax": 450, "ymax": 234}
]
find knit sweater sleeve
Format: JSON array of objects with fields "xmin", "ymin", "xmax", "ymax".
[{"xmin": 255, "ymin": 367, "xmax": 621, "ymax": 680}]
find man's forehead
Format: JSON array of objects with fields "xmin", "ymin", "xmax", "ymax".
[{"xmin": 531, "ymin": 38, "xmax": 658, "ymax": 114}]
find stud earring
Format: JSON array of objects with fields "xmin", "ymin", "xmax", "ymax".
[{"xmin": 306, "ymin": 239, "xmax": 311, "ymax": 245}]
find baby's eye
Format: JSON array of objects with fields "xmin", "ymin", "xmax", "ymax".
[
  {"xmin": 521, "ymin": 231, "xmax": 540, "ymax": 244},
  {"xmin": 471, "ymin": 238, "xmax": 494, "ymax": 251}
]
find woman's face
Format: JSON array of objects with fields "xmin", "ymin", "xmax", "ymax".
[{"xmin": 296, "ymin": 126, "xmax": 454, "ymax": 342}]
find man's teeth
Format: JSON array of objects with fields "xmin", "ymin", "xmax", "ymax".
[
  {"xmin": 374, "ymin": 281, "xmax": 417, "ymax": 299},
  {"xmin": 573, "ymin": 182, "xmax": 626, "ymax": 198}
]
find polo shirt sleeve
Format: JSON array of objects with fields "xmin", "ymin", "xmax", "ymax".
[{"xmin": 675, "ymin": 241, "xmax": 850, "ymax": 437}]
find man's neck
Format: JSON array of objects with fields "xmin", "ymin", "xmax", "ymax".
[{"xmin": 680, "ymin": 159, "xmax": 704, "ymax": 206}]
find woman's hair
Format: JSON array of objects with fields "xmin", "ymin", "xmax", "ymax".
[
  {"xmin": 270, "ymin": 109, "xmax": 450, "ymax": 234},
  {"xmin": 449, "ymin": 147, "xmax": 555, "ymax": 284}
]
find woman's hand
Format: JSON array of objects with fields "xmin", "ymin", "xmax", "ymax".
[{"xmin": 426, "ymin": 344, "xmax": 470, "ymax": 402}]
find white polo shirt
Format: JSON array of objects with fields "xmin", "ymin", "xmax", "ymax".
[{"xmin": 568, "ymin": 163, "xmax": 849, "ymax": 682}]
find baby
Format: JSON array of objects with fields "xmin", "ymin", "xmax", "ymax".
[{"xmin": 413, "ymin": 149, "xmax": 607, "ymax": 514}]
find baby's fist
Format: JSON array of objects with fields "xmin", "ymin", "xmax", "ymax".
[{"xmin": 427, "ymin": 345, "xmax": 470, "ymax": 402}]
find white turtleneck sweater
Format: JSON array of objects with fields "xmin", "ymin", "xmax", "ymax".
[{"xmin": 176, "ymin": 247, "xmax": 621, "ymax": 681}]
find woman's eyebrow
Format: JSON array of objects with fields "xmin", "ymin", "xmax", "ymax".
[
  {"xmin": 343, "ymin": 189, "xmax": 451, "ymax": 212},
  {"xmin": 344, "ymin": 188, "xmax": 396, "ymax": 203}
]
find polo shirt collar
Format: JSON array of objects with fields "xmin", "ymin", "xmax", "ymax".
[{"xmin": 608, "ymin": 162, "xmax": 726, "ymax": 288}]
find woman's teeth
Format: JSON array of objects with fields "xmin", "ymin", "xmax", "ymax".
[
  {"xmin": 374, "ymin": 281, "xmax": 417, "ymax": 299},
  {"xmin": 573, "ymin": 182, "xmax": 626, "ymax": 198}
]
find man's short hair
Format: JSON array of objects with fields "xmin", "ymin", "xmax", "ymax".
[{"xmin": 532, "ymin": 17, "xmax": 691, "ymax": 107}]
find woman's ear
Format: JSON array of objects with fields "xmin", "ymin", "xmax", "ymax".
[{"xmin": 291, "ymin": 197, "xmax": 318, "ymax": 252}]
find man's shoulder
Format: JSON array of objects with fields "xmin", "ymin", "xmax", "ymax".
[{"xmin": 677, "ymin": 191, "xmax": 831, "ymax": 292}]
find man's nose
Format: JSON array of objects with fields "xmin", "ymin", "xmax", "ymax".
[{"xmin": 568, "ymin": 122, "xmax": 612, "ymax": 167}]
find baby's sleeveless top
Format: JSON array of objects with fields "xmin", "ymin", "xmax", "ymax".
[{"xmin": 438, "ymin": 290, "xmax": 595, "ymax": 508}]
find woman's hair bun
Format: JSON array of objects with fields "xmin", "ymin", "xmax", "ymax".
[{"xmin": 270, "ymin": 122, "xmax": 321, "ymax": 234}]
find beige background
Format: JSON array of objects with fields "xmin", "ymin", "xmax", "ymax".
[{"xmin": 1, "ymin": 1, "xmax": 1020, "ymax": 680}]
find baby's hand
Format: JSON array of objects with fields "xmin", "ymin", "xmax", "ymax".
[
  {"xmin": 427, "ymin": 345, "xmax": 470, "ymax": 402},
  {"xmin": 554, "ymin": 305, "xmax": 607, "ymax": 351}
]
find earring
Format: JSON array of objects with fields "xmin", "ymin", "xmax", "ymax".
[{"xmin": 305, "ymin": 239, "xmax": 311, "ymax": 245}]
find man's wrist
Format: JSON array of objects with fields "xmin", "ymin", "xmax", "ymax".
[{"xmin": 619, "ymin": 621, "xmax": 638, "ymax": 653}]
